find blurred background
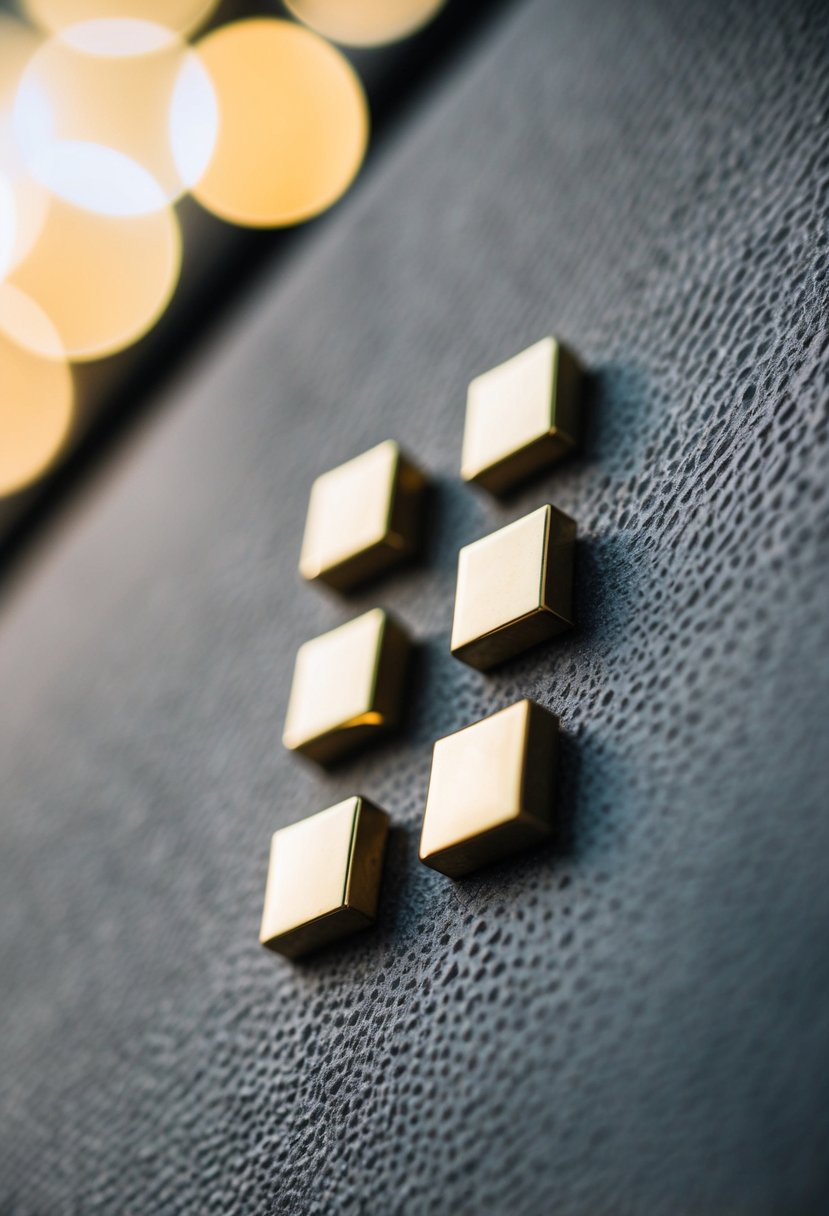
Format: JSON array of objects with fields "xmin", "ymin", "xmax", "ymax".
[{"xmin": 0, "ymin": 0, "xmax": 505, "ymax": 567}]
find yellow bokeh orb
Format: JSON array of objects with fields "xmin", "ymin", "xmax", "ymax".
[
  {"xmin": 0, "ymin": 175, "xmax": 14, "ymax": 281},
  {"xmin": 0, "ymin": 293, "xmax": 74, "ymax": 497},
  {"xmin": 22, "ymin": 0, "xmax": 218, "ymax": 38},
  {"xmin": 0, "ymin": 15, "xmax": 42, "ymax": 107},
  {"xmin": 14, "ymin": 20, "xmax": 218, "ymax": 217},
  {"xmin": 285, "ymin": 0, "xmax": 446, "ymax": 46},
  {"xmin": 0, "ymin": 16, "xmax": 49, "ymax": 276},
  {"xmin": 192, "ymin": 19, "xmax": 369, "ymax": 228},
  {"xmin": 1, "ymin": 194, "xmax": 181, "ymax": 361}
]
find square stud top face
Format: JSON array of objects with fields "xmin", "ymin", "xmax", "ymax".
[
  {"xmin": 419, "ymin": 700, "xmax": 558, "ymax": 877},
  {"xmin": 299, "ymin": 440, "xmax": 423, "ymax": 591},
  {"xmin": 450, "ymin": 504, "xmax": 576, "ymax": 670},
  {"xmin": 461, "ymin": 337, "xmax": 579, "ymax": 494},
  {"xmin": 452, "ymin": 505, "xmax": 547, "ymax": 652},
  {"xmin": 260, "ymin": 797, "xmax": 389, "ymax": 958},
  {"xmin": 283, "ymin": 608, "xmax": 410, "ymax": 764},
  {"xmin": 420, "ymin": 702, "xmax": 531, "ymax": 861},
  {"xmin": 260, "ymin": 799, "xmax": 360, "ymax": 948}
]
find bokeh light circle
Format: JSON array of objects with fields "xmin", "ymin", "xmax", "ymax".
[
  {"xmin": 285, "ymin": 0, "xmax": 446, "ymax": 46},
  {"xmin": 0, "ymin": 167, "xmax": 50, "ymax": 277},
  {"xmin": 0, "ymin": 15, "xmax": 42, "ymax": 105},
  {"xmin": 0, "ymin": 15, "xmax": 50, "ymax": 274},
  {"xmin": 0, "ymin": 175, "xmax": 14, "ymax": 281},
  {"xmin": 192, "ymin": 19, "xmax": 369, "ymax": 228},
  {"xmin": 0, "ymin": 295, "xmax": 74, "ymax": 496},
  {"xmin": 13, "ymin": 20, "xmax": 218, "ymax": 217},
  {"xmin": 1, "ymin": 195, "xmax": 181, "ymax": 360},
  {"xmin": 22, "ymin": 0, "xmax": 218, "ymax": 38}
]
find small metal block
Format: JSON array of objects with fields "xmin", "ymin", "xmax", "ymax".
[
  {"xmin": 299, "ymin": 439, "xmax": 427, "ymax": 592},
  {"xmin": 461, "ymin": 336, "xmax": 582, "ymax": 494},
  {"xmin": 450, "ymin": 504, "xmax": 576, "ymax": 671},
  {"xmin": 283, "ymin": 607, "xmax": 411, "ymax": 764},
  {"xmin": 419, "ymin": 699, "xmax": 558, "ymax": 879},
  {"xmin": 260, "ymin": 797, "xmax": 389, "ymax": 959}
]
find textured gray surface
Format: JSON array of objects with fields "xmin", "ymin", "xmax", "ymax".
[{"xmin": 2, "ymin": 0, "xmax": 829, "ymax": 1212}]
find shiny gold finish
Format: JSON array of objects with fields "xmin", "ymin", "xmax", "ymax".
[
  {"xmin": 419, "ymin": 699, "xmax": 558, "ymax": 878},
  {"xmin": 451, "ymin": 504, "xmax": 576, "ymax": 671},
  {"xmin": 461, "ymin": 337, "xmax": 582, "ymax": 494},
  {"xmin": 299, "ymin": 439, "xmax": 426, "ymax": 592},
  {"xmin": 260, "ymin": 796, "xmax": 389, "ymax": 958},
  {"xmin": 283, "ymin": 607, "xmax": 411, "ymax": 764}
]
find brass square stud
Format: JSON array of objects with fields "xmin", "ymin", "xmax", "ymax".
[
  {"xmin": 451, "ymin": 504, "xmax": 576, "ymax": 671},
  {"xmin": 299, "ymin": 439, "xmax": 427, "ymax": 592},
  {"xmin": 283, "ymin": 607, "xmax": 411, "ymax": 764},
  {"xmin": 461, "ymin": 336, "xmax": 581, "ymax": 494},
  {"xmin": 419, "ymin": 699, "xmax": 558, "ymax": 878},
  {"xmin": 260, "ymin": 797, "xmax": 389, "ymax": 959}
]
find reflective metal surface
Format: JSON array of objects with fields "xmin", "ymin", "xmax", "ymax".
[
  {"xmin": 461, "ymin": 336, "xmax": 581, "ymax": 494},
  {"xmin": 283, "ymin": 607, "xmax": 411, "ymax": 763},
  {"xmin": 419, "ymin": 699, "xmax": 558, "ymax": 878},
  {"xmin": 299, "ymin": 439, "xmax": 426, "ymax": 591},
  {"xmin": 450, "ymin": 503, "xmax": 576, "ymax": 670},
  {"xmin": 260, "ymin": 796, "xmax": 389, "ymax": 958}
]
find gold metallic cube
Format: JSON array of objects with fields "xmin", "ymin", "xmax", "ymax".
[
  {"xmin": 461, "ymin": 337, "xmax": 581, "ymax": 494},
  {"xmin": 450, "ymin": 504, "xmax": 576, "ymax": 671},
  {"xmin": 260, "ymin": 797, "xmax": 389, "ymax": 959},
  {"xmin": 299, "ymin": 439, "xmax": 427, "ymax": 592},
  {"xmin": 419, "ymin": 699, "xmax": 558, "ymax": 878},
  {"xmin": 283, "ymin": 607, "xmax": 411, "ymax": 764}
]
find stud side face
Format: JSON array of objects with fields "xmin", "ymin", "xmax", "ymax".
[
  {"xmin": 451, "ymin": 505, "xmax": 576, "ymax": 671},
  {"xmin": 419, "ymin": 700, "xmax": 558, "ymax": 878},
  {"xmin": 260, "ymin": 797, "xmax": 389, "ymax": 959},
  {"xmin": 283, "ymin": 608, "xmax": 411, "ymax": 764},
  {"xmin": 299, "ymin": 440, "xmax": 425, "ymax": 591},
  {"xmin": 461, "ymin": 337, "xmax": 581, "ymax": 494}
]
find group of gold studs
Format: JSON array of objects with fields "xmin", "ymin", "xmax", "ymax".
[{"xmin": 260, "ymin": 336, "xmax": 583, "ymax": 960}]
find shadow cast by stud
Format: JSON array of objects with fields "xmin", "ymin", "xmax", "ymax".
[
  {"xmin": 580, "ymin": 362, "xmax": 653, "ymax": 474},
  {"xmin": 571, "ymin": 530, "xmax": 644, "ymax": 648},
  {"xmin": 474, "ymin": 529, "xmax": 644, "ymax": 694},
  {"xmin": 424, "ymin": 722, "xmax": 581, "ymax": 895},
  {"xmin": 293, "ymin": 823, "xmax": 410, "ymax": 970}
]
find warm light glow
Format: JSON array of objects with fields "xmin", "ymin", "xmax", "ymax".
[
  {"xmin": 0, "ymin": 17, "xmax": 49, "ymax": 275},
  {"xmin": 192, "ymin": 19, "xmax": 369, "ymax": 228},
  {"xmin": 0, "ymin": 16, "xmax": 43, "ymax": 105},
  {"xmin": 285, "ymin": 0, "xmax": 446, "ymax": 46},
  {"xmin": 22, "ymin": 0, "xmax": 218, "ymax": 38},
  {"xmin": 1, "ymin": 194, "xmax": 181, "ymax": 360},
  {"xmin": 14, "ymin": 20, "xmax": 218, "ymax": 217},
  {"xmin": 0, "ymin": 156, "xmax": 49, "ymax": 277},
  {"xmin": 61, "ymin": 18, "xmax": 174, "ymax": 54},
  {"xmin": 0, "ymin": 175, "xmax": 14, "ymax": 281},
  {"xmin": 169, "ymin": 53, "xmax": 219, "ymax": 190},
  {"xmin": 0, "ymin": 296, "xmax": 74, "ymax": 497}
]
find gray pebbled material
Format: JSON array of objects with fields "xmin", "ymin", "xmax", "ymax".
[{"xmin": 2, "ymin": 0, "xmax": 829, "ymax": 1212}]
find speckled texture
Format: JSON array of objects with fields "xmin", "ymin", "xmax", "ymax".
[{"xmin": 2, "ymin": 0, "xmax": 829, "ymax": 1212}]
